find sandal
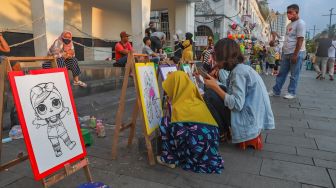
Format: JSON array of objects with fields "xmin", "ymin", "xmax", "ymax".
[
  {"xmin": 156, "ymin": 156, "xmax": 176, "ymax": 169},
  {"xmin": 73, "ymin": 80, "xmax": 87, "ymax": 88}
]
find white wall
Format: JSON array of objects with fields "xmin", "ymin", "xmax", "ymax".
[{"xmin": 0, "ymin": 0, "xmax": 33, "ymax": 33}]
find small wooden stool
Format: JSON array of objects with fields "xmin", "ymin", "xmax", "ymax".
[{"xmin": 238, "ymin": 134, "xmax": 263, "ymax": 151}]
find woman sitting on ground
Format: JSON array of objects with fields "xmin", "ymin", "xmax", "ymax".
[
  {"xmin": 43, "ymin": 31, "xmax": 86, "ymax": 87},
  {"xmin": 157, "ymin": 71, "xmax": 224, "ymax": 174},
  {"xmin": 203, "ymin": 38, "xmax": 275, "ymax": 150}
]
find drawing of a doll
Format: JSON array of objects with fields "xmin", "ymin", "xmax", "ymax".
[{"xmin": 30, "ymin": 82, "xmax": 76, "ymax": 157}]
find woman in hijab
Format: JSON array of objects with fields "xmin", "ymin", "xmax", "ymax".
[
  {"xmin": 43, "ymin": 31, "xmax": 86, "ymax": 87},
  {"xmin": 157, "ymin": 71, "xmax": 224, "ymax": 174},
  {"xmin": 181, "ymin": 32, "xmax": 194, "ymax": 62}
]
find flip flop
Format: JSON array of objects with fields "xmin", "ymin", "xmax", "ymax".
[{"xmin": 73, "ymin": 80, "xmax": 87, "ymax": 88}]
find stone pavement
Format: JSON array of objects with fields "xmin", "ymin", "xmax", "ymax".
[{"xmin": 1, "ymin": 69, "xmax": 336, "ymax": 188}]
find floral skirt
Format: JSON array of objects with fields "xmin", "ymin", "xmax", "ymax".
[{"xmin": 159, "ymin": 121, "xmax": 224, "ymax": 174}]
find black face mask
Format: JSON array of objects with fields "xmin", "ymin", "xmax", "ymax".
[{"xmin": 63, "ymin": 39, "xmax": 71, "ymax": 45}]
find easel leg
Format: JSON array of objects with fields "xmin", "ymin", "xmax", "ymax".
[
  {"xmin": 83, "ymin": 160, "xmax": 93, "ymax": 182},
  {"xmin": 0, "ymin": 61, "xmax": 7, "ymax": 162},
  {"xmin": 112, "ymin": 122, "xmax": 121, "ymax": 160},
  {"xmin": 127, "ymin": 101, "xmax": 139, "ymax": 146}
]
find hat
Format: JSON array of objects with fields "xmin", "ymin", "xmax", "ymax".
[{"xmin": 120, "ymin": 31, "xmax": 131, "ymax": 38}]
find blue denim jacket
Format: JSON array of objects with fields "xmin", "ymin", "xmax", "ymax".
[{"xmin": 224, "ymin": 64, "xmax": 275, "ymax": 143}]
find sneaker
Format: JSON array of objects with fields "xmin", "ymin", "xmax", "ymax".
[
  {"xmin": 156, "ymin": 156, "xmax": 176, "ymax": 169},
  {"xmin": 284, "ymin": 94, "xmax": 296, "ymax": 99},
  {"xmin": 268, "ymin": 90, "xmax": 280, "ymax": 97},
  {"xmin": 316, "ymin": 73, "xmax": 322, "ymax": 79}
]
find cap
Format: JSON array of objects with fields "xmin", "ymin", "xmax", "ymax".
[{"xmin": 120, "ymin": 31, "xmax": 131, "ymax": 38}]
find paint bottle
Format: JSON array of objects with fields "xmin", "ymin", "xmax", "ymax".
[
  {"xmin": 89, "ymin": 116, "xmax": 96, "ymax": 128},
  {"xmin": 96, "ymin": 120, "xmax": 105, "ymax": 137}
]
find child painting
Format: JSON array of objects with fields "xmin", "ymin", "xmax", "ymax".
[{"xmin": 30, "ymin": 82, "xmax": 76, "ymax": 157}]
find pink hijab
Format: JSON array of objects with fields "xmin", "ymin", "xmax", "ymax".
[{"xmin": 60, "ymin": 31, "xmax": 73, "ymax": 52}]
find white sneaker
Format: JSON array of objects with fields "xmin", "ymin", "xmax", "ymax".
[
  {"xmin": 268, "ymin": 90, "xmax": 280, "ymax": 97},
  {"xmin": 283, "ymin": 94, "xmax": 296, "ymax": 99}
]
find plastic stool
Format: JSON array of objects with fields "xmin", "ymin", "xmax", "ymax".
[{"xmin": 239, "ymin": 134, "xmax": 263, "ymax": 151}]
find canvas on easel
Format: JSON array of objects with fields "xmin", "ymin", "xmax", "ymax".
[
  {"xmin": 159, "ymin": 65, "xmax": 178, "ymax": 81},
  {"xmin": 112, "ymin": 53, "xmax": 161, "ymax": 165},
  {"xmin": 135, "ymin": 63, "xmax": 162, "ymax": 135},
  {"xmin": 8, "ymin": 68, "xmax": 87, "ymax": 180}
]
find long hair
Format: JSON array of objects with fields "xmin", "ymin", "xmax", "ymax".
[
  {"xmin": 214, "ymin": 38, "xmax": 244, "ymax": 71},
  {"xmin": 185, "ymin": 32, "xmax": 193, "ymax": 45}
]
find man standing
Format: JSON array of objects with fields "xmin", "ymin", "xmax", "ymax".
[
  {"xmin": 314, "ymin": 31, "xmax": 332, "ymax": 80},
  {"xmin": 269, "ymin": 4, "xmax": 306, "ymax": 99},
  {"xmin": 327, "ymin": 35, "xmax": 336, "ymax": 80},
  {"xmin": 145, "ymin": 21, "xmax": 157, "ymax": 37},
  {"xmin": 114, "ymin": 31, "xmax": 133, "ymax": 67}
]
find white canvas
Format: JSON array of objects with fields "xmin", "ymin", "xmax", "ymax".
[
  {"xmin": 136, "ymin": 65, "xmax": 162, "ymax": 134},
  {"xmin": 160, "ymin": 66, "xmax": 178, "ymax": 80},
  {"xmin": 14, "ymin": 72, "xmax": 84, "ymax": 174}
]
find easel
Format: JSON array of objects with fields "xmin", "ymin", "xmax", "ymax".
[
  {"xmin": 112, "ymin": 53, "xmax": 157, "ymax": 165},
  {"xmin": 0, "ymin": 57, "xmax": 93, "ymax": 187}
]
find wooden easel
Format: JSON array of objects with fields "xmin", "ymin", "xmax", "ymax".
[
  {"xmin": 112, "ymin": 53, "xmax": 157, "ymax": 165},
  {"xmin": 0, "ymin": 57, "xmax": 93, "ymax": 187}
]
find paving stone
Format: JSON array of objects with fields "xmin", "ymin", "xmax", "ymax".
[
  {"xmin": 260, "ymin": 159, "xmax": 333, "ymax": 187},
  {"xmin": 262, "ymin": 143, "xmax": 297, "ymax": 155},
  {"xmin": 293, "ymin": 127, "xmax": 336, "ymax": 138},
  {"xmin": 314, "ymin": 159, "xmax": 336, "ymax": 170},
  {"xmin": 266, "ymin": 134, "xmax": 317, "ymax": 149},
  {"xmin": 328, "ymin": 169, "xmax": 336, "ymax": 188},
  {"xmin": 274, "ymin": 118, "xmax": 309, "ymax": 128},
  {"xmin": 0, "ymin": 171, "xmax": 23, "ymax": 187},
  {"xmin": 219, "ymin": 152, "xmax": 262, "ymax": 175},
  {"xmin": 301, "ymin": 184, "xmax": 326, "ymax": 188},
  {"xmin": 254, "ymin": 151, "xmax": 313, "ymax": 165},
  {"xmin": 297, "ymin": 148, "xmax": 336, "ymax": 162},
  {"xmin": 314, "ymin": 136, "xmax": 336, "ymax": 153},
  {"xmin": 307, "ymin": 120, "xmax": 336, "ymax": 132}
]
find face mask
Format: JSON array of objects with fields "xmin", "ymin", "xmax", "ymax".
[{"xmin": 63, "ymin": 39, "xmax": 71, "ymax": 45}]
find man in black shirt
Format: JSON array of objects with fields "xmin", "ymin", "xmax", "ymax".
[
  {"xmin": 145, "ymin": 21, "xmax": 157, "ymax": 37},
  {"xmin": 314, "ymin": 31, "xmax": 332, "ymax": 80}
]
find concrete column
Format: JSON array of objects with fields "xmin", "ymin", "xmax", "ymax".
[
  {"xmin": 31, "ymin": 0, "xmax": 65, "ymax": 56},
  {"xmin": 175, "ymin": 1, "xmax": 195, "ymax": 37},
  {"xmin": 131, "ymin": 0, "xmax": 151, "ymax": 53},
  {"xmin": 168, "ymin": 1, "xmax": 176, "ymax": 47},
  {"xmin": 81, "ymin": 2, "xmax": 94, "ymax": 60}
]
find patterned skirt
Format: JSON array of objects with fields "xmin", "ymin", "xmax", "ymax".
[{"xmin": 159, "ymin": 121, "xmax": 224, "ymax": 174}]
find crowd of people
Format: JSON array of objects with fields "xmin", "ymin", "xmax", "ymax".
[{"xmin": 1, "ymin": 2, "xmax": 334, "ymax": 176}]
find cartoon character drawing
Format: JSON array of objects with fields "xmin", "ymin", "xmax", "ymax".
[
  {"xmin": 30, "ymin": 82, "xmax": 76, "ymax": 157},
  {"xmin": 143, "ymin": 70, "xmax": 161, "ymax": 128}
]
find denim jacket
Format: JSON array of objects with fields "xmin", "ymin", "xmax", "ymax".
[{"xmin": 224, "ymin": 64, "xmax": 275, "ymax": 143}]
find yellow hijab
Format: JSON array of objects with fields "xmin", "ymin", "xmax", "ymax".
[{"xmin": 162, "ymin": 71, "xmax": 218, "ymax": 127}]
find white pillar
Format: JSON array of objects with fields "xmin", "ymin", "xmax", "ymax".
[
  {"xmin": 81, "ymin": 3, "xmax": 94, "ymax": 60},
  {"xmin": 131, "ymin": 0, "xmax": 151, "ymax": 53},
  {"xmin": 168, "ymin": 1, "xmax": 176, "ymax": 47},
  {"xmin": 31, "ymin": 0, "xmax": 65, "ymax": 57},
  {"xmin": 175, "ymin": 1, "xmax": 195, "ymax": 37}
]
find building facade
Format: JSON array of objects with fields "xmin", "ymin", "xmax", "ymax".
[
  {"xmin": 270, "ymin": 12, "xmax": 290, "ymax": 38},
  {"xmin": 195, "ymin": 0, "xmax": 271, "ymax": 44},
  {"xmin": 0, "ymin": 0, "xmax": 197, "ymax": 60}
]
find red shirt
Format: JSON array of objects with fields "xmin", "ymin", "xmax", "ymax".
[{"xmin": 115, "ymin": 42, "xmax": 133, "ymax": 60}]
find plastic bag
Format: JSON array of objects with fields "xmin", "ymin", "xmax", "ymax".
[{"xmin": 9, "ymin": 125, "xmax": 23, "ymax": 140}]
